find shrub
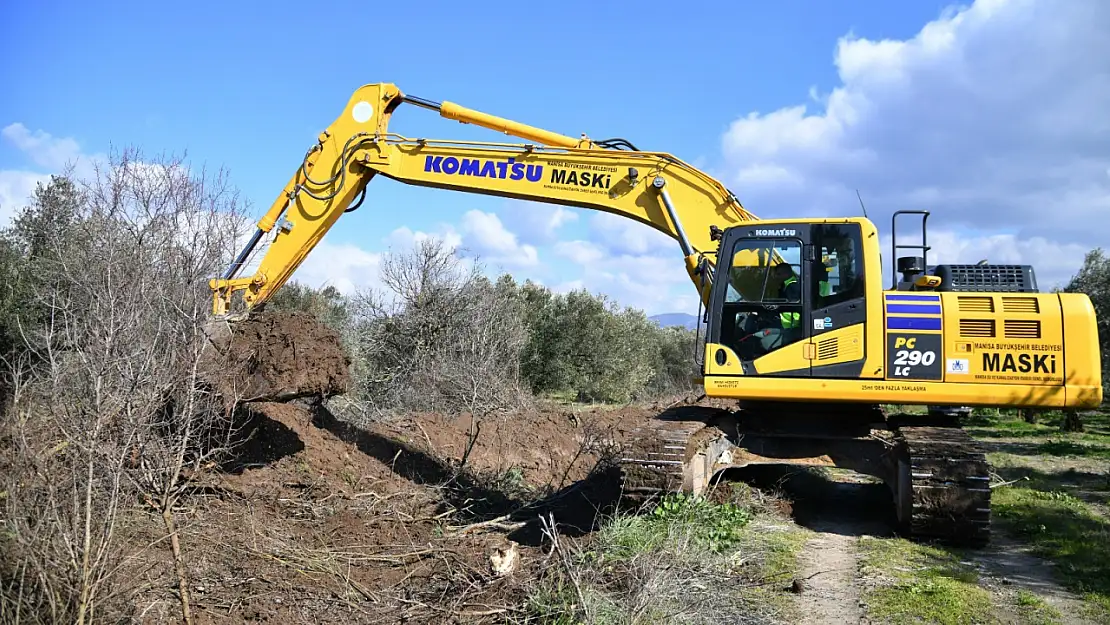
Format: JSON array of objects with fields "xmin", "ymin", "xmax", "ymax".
[{"xmin": 342, "ymin": 239, "xmax": 531, "ymax": 416}]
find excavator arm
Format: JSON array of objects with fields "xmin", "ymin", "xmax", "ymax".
[{"xmin": 210, "ymin": 82, "xmax": 758, "ymax": 315}]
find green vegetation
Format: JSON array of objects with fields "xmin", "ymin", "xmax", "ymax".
[
  {"xmin": 1062, "ymin": 248, "xmax": 1110, "ymax": 397},
  {"xmin": 267, "ymin": 238, "xmax": 703, "ymax": 416},
  {"xmin": 993, "ymin": 487, "xmax": 1110, "ymax": 623},
  {"xmin": 601, "ymin": 493, "xmax": 753, "ymax": 556},
  {"xmin": 964, "ymin": 407, "xmax": 1110, "ymax": 445},
  {"xmin": 858, "ymin": 537, "xmax": 996, "ymax": 625},
  {"xmin": 1013, "ymin": 590, "xmax": 1063, "ymax": 625},
  {"xmin": 963, "ymin": 407, "xmax": 1110, "ymax": 623},
  {"xmin": 523, "ymin": 488, "xmax": 808, "ymax": 625}
]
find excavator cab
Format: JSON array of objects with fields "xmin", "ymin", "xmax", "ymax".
[
  {"xmin": 719, "ymin": 239, "xmax": 804, "ymax": 360},
  {"xmin": 707, "ymin": 219, "xmax": 870, "ymax": 379}
]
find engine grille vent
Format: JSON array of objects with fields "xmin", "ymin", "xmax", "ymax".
[
  {"xmin": 958, "ymin": 296, "xmax": 995, "ymax": 313},
  {"xmin": 1002, "ymin": 297, "xmax": 1040, "ymax": 314},
  {"xmin": 817, "ymin": 337, "xmax": 838, "ymax": 361},
  {"xmin": 1004, "ymin": 320, "xmax": 1041, "ymax": 339},
  {"xmin": 960, "ymin": 319, "xmax": 996, "ymax": 338}
]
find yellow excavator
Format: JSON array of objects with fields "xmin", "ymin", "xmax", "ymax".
[{"xmin": 211, "ymin": 82, "xmax": 1103, "ymax": 546}]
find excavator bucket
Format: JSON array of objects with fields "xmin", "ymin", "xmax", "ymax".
[{"xmin": 197, "ymin": 308, "xmax": 352, "ymax": 409}]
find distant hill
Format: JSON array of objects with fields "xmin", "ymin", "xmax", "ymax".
[{"xmin": 649, "ymin": 312, "xmax": 700, "ymax": 330}]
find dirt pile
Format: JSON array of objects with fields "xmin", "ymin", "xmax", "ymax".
[
  {"xmin": 202, "ymin": 310, "xmax": 351, "ymax": 407},
  {"xmin": 176, "ymin": 400, "xmax": 603, "ymax": 623}
]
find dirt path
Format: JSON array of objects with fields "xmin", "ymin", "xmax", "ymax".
[
  {"xmin": 776, "ymin": 471, "xmax": 1098, "ymax": 625},
  {"xmin": 795, "ymin": 524, "xmax": 863, "ymax": 625},
  {"xmin": 759, "ymin": 471, "xmax": 885, "ymax": 625},
  {"xmin": 969, "ymin": 532, "xmax": 1098, "ymax": 625}
]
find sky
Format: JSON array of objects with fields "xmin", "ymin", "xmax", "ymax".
[{"xmin": 2, "ymin": 0, "xmax": 1108, "ymax": 317}]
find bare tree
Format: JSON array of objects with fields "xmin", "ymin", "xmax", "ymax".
[
  {"xmin": 0, "ymin": 148, "xmax": 250, "ymax": 624},
  {"xmin": 342, "ymin": 238, "xmax": 530, "ymax": 419}
]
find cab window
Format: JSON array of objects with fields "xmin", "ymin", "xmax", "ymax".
[
  {"xmin": 812, "ymin": 224, "xmax": 864, "ymax": 308},
  {"xmin": 725, "ymin": 239, "xmax": 802, "ymax": 303},
  {"xmin": 720, "ymin": 237, "xmax": 806, "ymax": 361}
]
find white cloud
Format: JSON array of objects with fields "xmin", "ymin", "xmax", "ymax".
[
  {"xmin": 720, "ymin": 0, "xmax": 1110, "ymax": 286},
  {"xmin": 0, "ymin": 124, "xmax": 97, "ymax": 224},
  {"xmin": 497, "ymin": 200, "xmax": 578, "ymax": 246},
  {"xmin": 587, "ymin": 212, "xmax": 684, "ymax": 258},
  {"xmin": 593, "ymin": 254, "xmax": 701, "ymax": 316},
  {"xmin": 0, "ymin": 122, "xmax": 201, "ymax": 228},
  {"xmin": 881, "ymin": 228, "xmax": 1090, "ymax": 290},
  {"xmin": 0, "ymin": 122, "xmax": 258, "ymax": 288},
  {"xmin": 1, "ymin": 123, "xmax": 106, "ymax": 186},
  {"xmin": 1, "ymin": 123, "xmax": 87, "ymax": 171},
  {"xmin": 536, "ymin": 209, "xmax": 704, "ymax": 315},
  {"xmin": 383, "ymin": 209, "xmax": 540, "ymax": 273},
  {"xmin": 294, "ymin": 239, "xmax": 384, "ymax": 295},
  {"xmin": 0, "ymin": 170, "xmax": 49, "ymax": 224},
  {"xmin": 386, "ymin": 223, "xmax": 464, "ymax": 252},
  {"xmin": 553, "ymin": 240, "xmax": 605, "ymax": 266},
  {"xmin": 459, "ymin": 209, "xmax": 539, "ymax": 267}
]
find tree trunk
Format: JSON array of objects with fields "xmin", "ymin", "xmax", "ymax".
[
  {"xmin": 1022, "ymin": 409, "xmax": 1038, "ymax": 424},
  {"xmin": 1061, "ymin": 409, "xmax": 1084, "ymax": 433},
  {"xmin": 162, "ymin": 507, "xmax": 193, "ymax": 625}
]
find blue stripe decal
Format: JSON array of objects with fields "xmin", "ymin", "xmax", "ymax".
[
  {"xmin": 884, "ymin": 294, "xmax": 940, "ymax": 301},
  {"xmin": 886, "ymin": 317, "xmax": 943, "ymax": 331},
  {"xmin": 886, "ymin": 304, "xmax": 942, "ymax": 314}
]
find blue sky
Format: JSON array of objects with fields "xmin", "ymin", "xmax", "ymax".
[{"xmin": 2, "ymin": 0, "xmax": 1107, "ymax": 315}]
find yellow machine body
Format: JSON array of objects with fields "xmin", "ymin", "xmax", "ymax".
[
  {"xmin": 704, "ymin": 289, "xmax": 1101, "ymax": 408},
  {"xmin": 700, "ymin": 217, "xmax": 1102, "ymax": 409}
]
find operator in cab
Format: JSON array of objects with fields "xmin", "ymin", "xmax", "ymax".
[
  {"xmin": 748, "ymin": 262, "xmax": 803, "ymax": 355},
  {"xmin": 771, "ymin": 262, "xmax": 801, "ymax": 327}
]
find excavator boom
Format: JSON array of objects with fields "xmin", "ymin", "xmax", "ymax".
[{"xmin": 211, "ymin": 83, "xmax": 757, "ymax": 315}]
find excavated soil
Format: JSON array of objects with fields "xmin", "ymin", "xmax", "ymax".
[
  {"xmin": 203, "ymin": 311, "xmax": 351, "ymax": 406},
  {"xmin": 125, "ymin": 394, "xmax": 679, "ymax": 623}
]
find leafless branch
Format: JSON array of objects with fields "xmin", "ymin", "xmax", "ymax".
[{"xmin": 0, "ymin": 147, "xmax": 251, "ymax": 624}]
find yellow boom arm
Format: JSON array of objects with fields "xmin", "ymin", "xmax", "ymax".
[{"xmin": 210, "ymin": 83, "xmax": 759, "ymax": 315}]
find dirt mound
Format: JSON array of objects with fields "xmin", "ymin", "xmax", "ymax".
[
  {"xmin": 219, "ymin": 401, "xmax": 415, "ymax": 499},
  {"xmin": 381, "ymin": 406, "xmax": 643, "ymax": 490},
  {"xmin": 204, "ymin": 310, "xmax": 350, "ymax": 407},
  {"xmin": 178, "ymin": 400, "xmax": 553, "ymax": 623},
  {"xmin": 129, "ymin": 394, "xmax": 711, "ymax": 622}
]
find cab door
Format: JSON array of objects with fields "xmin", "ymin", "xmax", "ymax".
[
  {"xmin": 807, "ymin": 223, "xmax": 868, "ymax": 378},
  {"xmin": 706, "ymin": 226, "xmax": 814, "ymax": 377}
]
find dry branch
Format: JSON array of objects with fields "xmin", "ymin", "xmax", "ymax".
[{"xmin": 0, "ymin": 148, "xmax": 251, "ymax": 623}]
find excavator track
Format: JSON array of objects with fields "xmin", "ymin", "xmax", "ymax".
[
  {"xmin": 617, "ymin": 405, "xmax": 993, "ymax": 546},
  {"xmin": 617, "ymin": 406, "xmax": 733, "ymax": 508},
  {"xmin": 894, "ymin": 424, "xmax": 992, "ymax": 546}
]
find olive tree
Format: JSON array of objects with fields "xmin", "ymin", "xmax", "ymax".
[{"xmin": 1061, "ymin": 248, "xmax": 1110, "ymax": 431}]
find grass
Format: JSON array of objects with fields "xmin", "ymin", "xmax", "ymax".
[
  {"xmin": 992, "ymin": 486, "xmax": 1110, "ymax": 623},
  {"xmin": 520, "ymin": 485, "xmax": 808, "ymax": 624},
  {"xmin": 963, "ymin": 407, "xmax": 1110, "ymax": 445},
  {"xmin": 1012, "ymin": 589, "xmax": 1063, "ymax": 625},
  {"xmin": 857, "ymin": 536, "xmax": 997, "ymax": 625},
  {"xmin": 963, "ymin": 405, "xmax": 1110, "ymax": 623}
]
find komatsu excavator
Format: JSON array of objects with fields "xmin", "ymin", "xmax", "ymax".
[{"xmin": 211, "ymin": 82, "xmax": 1103, "ymax": 546}]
